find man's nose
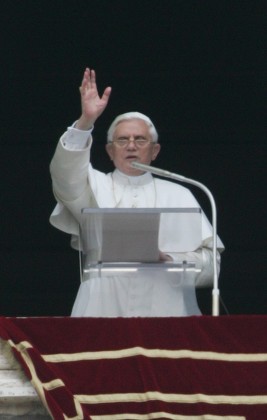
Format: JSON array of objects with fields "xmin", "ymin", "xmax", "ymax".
[{"xmin": 126, "ymin": 137, "xmax": 137, "ymax": 149}]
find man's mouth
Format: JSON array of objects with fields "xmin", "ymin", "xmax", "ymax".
[{"xmin": 126, "ymin": 155, "xmax": 138, "ymax": 160}]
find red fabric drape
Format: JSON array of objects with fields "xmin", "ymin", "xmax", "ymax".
[{"xmin": 1, "ymin": 316, "xmax": 267, "ymax": 420}]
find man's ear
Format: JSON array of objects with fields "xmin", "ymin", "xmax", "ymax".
[
  {"xmin": 105, "ymin": 144, "xmax": 113, "ymax": 160},
  {"xmin": 151, "ymin": 143, "xmax": 161, "ymax": 161}
]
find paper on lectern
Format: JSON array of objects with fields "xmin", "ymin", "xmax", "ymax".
[{"xmin": 101, "ymin": 212, "xmax": 160, "ymax": 262}]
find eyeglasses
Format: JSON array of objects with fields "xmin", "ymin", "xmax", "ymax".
[{"xmin": 112, "ymin": 137, "xmax": 153, "ymax": 148}]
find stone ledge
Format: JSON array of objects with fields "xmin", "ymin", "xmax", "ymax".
[
  {"xmin": 0, "ymin": 339, "xmax": 49, "ymax": 417},
  {"xmin": 0, "ymin": 416, "xmax": 50, "ymax": 420}
]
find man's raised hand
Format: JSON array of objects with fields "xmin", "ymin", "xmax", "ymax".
[{"xmin": 76, "ymin": 68, "xmax": 112, "ymax": 130}]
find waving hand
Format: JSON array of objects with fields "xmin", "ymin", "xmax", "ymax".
[{"xmin": 76, "ymin": 68, "xmax": 112, "ymax": 130}]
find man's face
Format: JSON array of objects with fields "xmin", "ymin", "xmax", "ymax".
[{"xmin": 105, "ymin": 119, "xmax": 161, "ymax": 176}]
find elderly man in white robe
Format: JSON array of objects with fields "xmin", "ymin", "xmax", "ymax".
[{"xmin": 50, "ymin": 68, "xmax": 224, "ymax": 317}]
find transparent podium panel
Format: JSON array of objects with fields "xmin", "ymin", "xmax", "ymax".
[{"xmin": 79, "ymin": 208, "xmax": 202, "ymax": 282}]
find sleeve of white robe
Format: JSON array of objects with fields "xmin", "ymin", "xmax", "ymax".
[
  {"xmin": 49, "ymin": 126, "xmax": 99, "ymax": 248},
  {"xmin": 167, "ymin": 247, "xmax": 221, "ymax": 287}
]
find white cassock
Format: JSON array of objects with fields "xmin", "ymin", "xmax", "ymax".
[{"xmin": 50, "ymin": 126, "xmax": 224, "ymax": 317}]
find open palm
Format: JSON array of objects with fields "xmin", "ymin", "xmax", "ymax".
[{"xmin": 79, "ymin": 68, "xmax": 112, "ymax": 124}]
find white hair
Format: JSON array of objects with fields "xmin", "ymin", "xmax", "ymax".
[{"xmin": 107, "ymin": 112, "xmax": 158, "ymax": 143}]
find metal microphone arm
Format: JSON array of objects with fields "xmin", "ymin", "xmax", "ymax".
[{"xmin": 131, "ymin": 161, "xmax": 220, "ymax": 316}]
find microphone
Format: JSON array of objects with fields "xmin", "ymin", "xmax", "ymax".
[{"xmin": 131, "ymin": 161, "xmax": 220, "ymax": 316}]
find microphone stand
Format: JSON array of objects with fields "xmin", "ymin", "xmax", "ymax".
[{"xmin": 131, "ymin": 161, "xmax": 220, "ymax": 316}]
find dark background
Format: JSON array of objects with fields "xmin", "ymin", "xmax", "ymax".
[{"xmin": 1, "ymin": 0, "xmax": 266, "ymax": 316}]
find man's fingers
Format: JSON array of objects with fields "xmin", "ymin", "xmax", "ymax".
[
  {"xmin": 80, "ymin": 69, "xmax": 111, "ymax": 107},
  {"xmin": 101, "ymin": 86, "xmax": 112, "ymax": 102},
  {"xmin": 90, "ymin": 69, "xmax": 96, "ymax": 86},
  {"xmin": 80, "ymin": 68, "xmax": 98, "ymax": 94},
  {"xmin": 80, "ymin": 70, "xmax": 89, "ymax": 93}
]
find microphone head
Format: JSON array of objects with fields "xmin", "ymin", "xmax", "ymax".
[{"xmin": 131, "ymin": 161, "xmax": 148, "ymax": 170}]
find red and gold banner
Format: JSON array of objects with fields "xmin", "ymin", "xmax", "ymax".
[{"xmin": 1, "ymin": 316, "xmax": 267, "ymax": 419}]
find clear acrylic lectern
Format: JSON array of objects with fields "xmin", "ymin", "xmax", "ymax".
[{"xmin": 78, "ymin": 208, "xmax": 203, "ymax": 283}]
